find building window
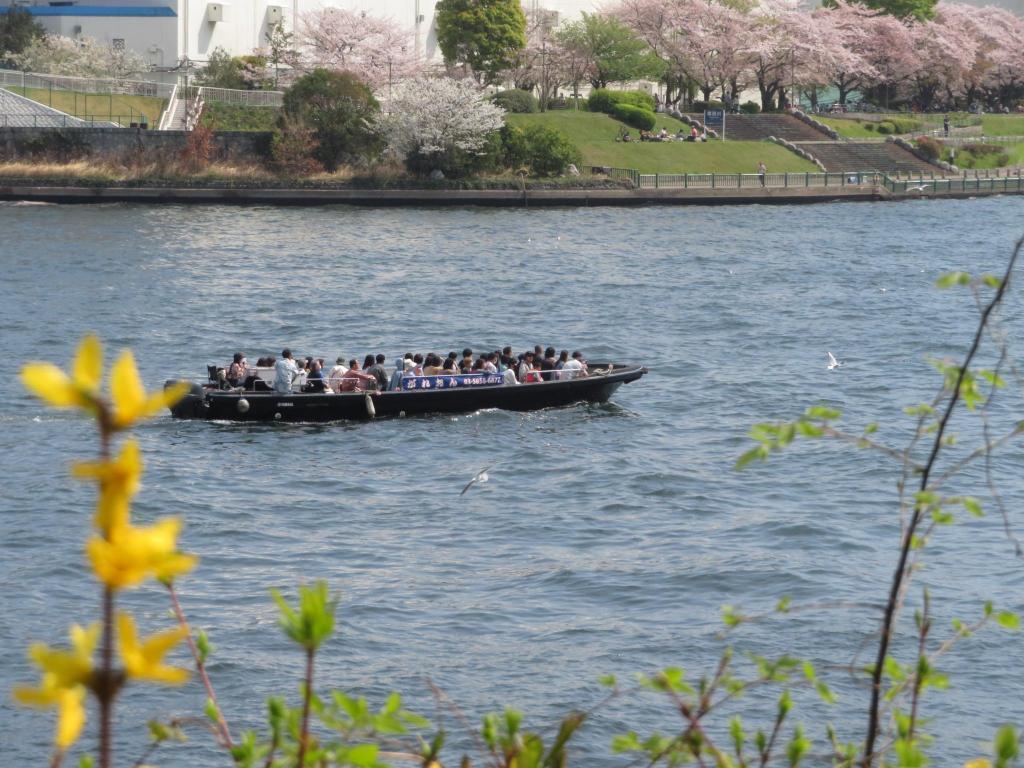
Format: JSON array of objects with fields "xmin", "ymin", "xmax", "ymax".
[{"xmin": 112, "ymin": 39, "xmax": 125, "ymax": 50}]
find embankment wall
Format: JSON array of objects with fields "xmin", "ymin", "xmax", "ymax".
[{"xmin": 0, "ymin": 128, "xmax": 272, "ymax": 162}]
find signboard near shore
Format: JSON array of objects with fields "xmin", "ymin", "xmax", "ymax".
[{"xmin": 704, "ymin": 108, "xmax": 725, "ymax": 140}]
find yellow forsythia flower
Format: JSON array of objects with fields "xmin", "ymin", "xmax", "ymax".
[
  {"xmin": 20, "ymin": 335, "xmax": 189, "ymax": 429},
  {"xmin": 71, "ymin": 438, "xmax": 143, "ymax": 534},
  {"xmin": 110, "ymin": 350, "xmax": 189, "ymax": 430},
  {"xmin": 12, "ymin": 623, "xmax": 99, "ymax": 749},
  {"xmin": 964, "ymin": 760, "xmax": 992, "ymax": 768},
  {"xmin": 20, "ymin": 335, "xmax": 102, "ymax": 413},
  {"xmin": 87, "ymin": 517, "xmax": 198, "ymax": 590},
  {"xmin": 117, "ymin": 613, "xmax": 189, "ymax": 685}
]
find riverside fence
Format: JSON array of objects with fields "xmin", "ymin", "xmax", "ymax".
[{"xmin": 0, "ymin": 68, "xmax": 283, "ymax": 107}]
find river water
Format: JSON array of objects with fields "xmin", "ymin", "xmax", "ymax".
[{"xmin": 1, "ymin": 198, "xmax": 1023, "ymax": 766}]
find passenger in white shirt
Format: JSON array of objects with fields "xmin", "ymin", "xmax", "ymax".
[
  {"xmin": 561, "ymin": 351, "xmax": 588, "ymax": 380},
  {"xmin": 327, "ymin": 356, "xmax": 348, "ymax": 393},
  {"xmin": 273, "ymin": 349, "xmax": 301, "ymax": 393}
]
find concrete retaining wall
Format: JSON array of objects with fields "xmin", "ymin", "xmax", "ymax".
[{"xmin": 0, "ymin": 127, "xmax": 272, "ymax": 162}]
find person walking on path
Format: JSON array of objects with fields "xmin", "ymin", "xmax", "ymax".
[{"xmin": 757, "ymin": 161, "xmax": 767, "ymax": 187}]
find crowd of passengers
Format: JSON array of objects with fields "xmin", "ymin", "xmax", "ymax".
[{"xmin": 220, "ymin": 346, "xmax": 590, "ymax": 394}]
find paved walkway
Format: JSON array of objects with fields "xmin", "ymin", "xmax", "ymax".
[{"xmin": 0, "ymin": 88, "xmax": 90, "ymax": 128}]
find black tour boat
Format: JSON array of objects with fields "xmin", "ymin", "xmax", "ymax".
[{"xmin": 166, "ymin": 363, "xmax": 647, "ymax": 422}]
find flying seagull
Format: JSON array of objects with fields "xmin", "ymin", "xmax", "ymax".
[
  {"xmin": 461, "ymin": 464, "xmax": 498, "ymax": 496},
  {"xmin": 827, "ymin": 351, "xmax": 843, "ymax": 370}
]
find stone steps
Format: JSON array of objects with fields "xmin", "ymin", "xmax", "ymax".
[{"xmin": 793, "ymin": 140, "xmax": 939, "ymax": 173}]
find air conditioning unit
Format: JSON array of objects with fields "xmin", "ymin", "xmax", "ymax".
[
  {"xmin": 207, "ymin": 3, "xmax": 229, "ymax": 22},
  {"xmin": 266, "ymin": 5, "xmax": 283, "ymax": 24},
  {"xmin": 416, "ymin": 14, "xmax": 425, "ymax": 22},
  {"xmin": 72, "ymin": 24, "xmax": 82, "ymax": 36}
]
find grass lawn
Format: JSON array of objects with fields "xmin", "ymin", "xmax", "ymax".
[
  {"xmin": 506, "ymin": 110, "xmax": 817, "ymax": 173},
  {"xmin": 981, "ymin": 115, "xmax": 1024, "ymax": 137},
  {"xmin": 815, "ymin": 116, "xmax": 883, "ymax": 139},
  {"xmin": 2, "ymin": 86, "xmax": 165, "ymax": 127},
  {"xmin": 200, "ymin": 103, "xmax": 280, "ymax": 132}
]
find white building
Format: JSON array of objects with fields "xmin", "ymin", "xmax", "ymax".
[{"xmin": 0, "ymin": 0, "xmax": 604, "ymax": 73}]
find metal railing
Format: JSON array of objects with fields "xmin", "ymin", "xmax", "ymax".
[
  {"xmin": 630, "ymin": 171, "xmax": 882, "ymax": 189},
  {"xmin": 881, "ymin": 174, "xmax": 1024, "ymax": 194},
  {"xmin": 157, "ymin": 84, "xmax": 178, "ymax": 131},
  {"xmin": 0, "ymin": 113, "xmax": 127, "ymax": 127},
  {"xmin": 178, "ymin": 84, "xmax": 281, "ymax": 107},
  {"xmin": 0, "ymin": 68, "xmax": 282, "ymax": 107}
]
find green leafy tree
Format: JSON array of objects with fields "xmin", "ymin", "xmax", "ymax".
[
  {"xmin": 281, "ymin": 69, "xmax": 382, "ymax": 171},
  {"xmin": 0, "ymin": 6, "xmax": 44, "ymax": 67},
  {"xmin": 858, "ymin": 0, "xmax": 936, "ymax": 21},
  {"xmin": 196, "ymin": 47, "xmax": 247, "ymax": 89},
  {"xmin": 554, "ymin": 13, "xmax": 665, "ymax": 90},
  {"xmin": 435, "ymin": 0, "xmax": 527, "ymax": 84}
]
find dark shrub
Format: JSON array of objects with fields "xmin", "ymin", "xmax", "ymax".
[
  {"xmin": 864, "ymin": 122, "xmax": 876, "ymax": 131},
  {"xmin": 740, "ymin": 101, "xmax": 760, "ymax": 114},
  {"xmin": 915, "ymin": 135, "xmax": 943, "ymax": 160},
  {"xmin": 588, "ymin": 89, "xmax": 655, "ymax": 114},
  {"xmin": 876, "ymin": 121, "xmax": 896, "ymax": 135},
  {"xmin": 691, "ymin": 100, "xmax": 725, "ymax": 112},
  {"xmin": 282, "ymin": 69, "xmax": 382, "ymax": 171},
  {"xmin": 610, "ymin": 103, "xmax": 656, "ymax": 130},
  {"xmin": 516, "ymin": 124, "xmax": 581, "ymax": 176},
  {"xmin": 406, "ymin": 131, "xmax": 503, "ymax": 178},
  {"xmin": 492, "ymin": 89, "xmax": 538, "ymax": 113}
]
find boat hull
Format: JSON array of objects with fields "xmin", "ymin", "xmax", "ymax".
[{"xmin": 168, "ymin": 364, "xmax": 646, "ymax": 422}]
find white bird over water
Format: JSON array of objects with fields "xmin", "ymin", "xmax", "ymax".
[
  {"xmin": 461, "ymin": 464, "xmax": 497, "ymax": 496},
  {"xmin": 827, "ymin": 351, "xmax": 843, "ymax": 370}
]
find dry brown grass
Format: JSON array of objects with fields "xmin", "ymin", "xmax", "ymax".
[{"xmin": 0, "ymin": 157, "xmax": 413, "ymax": 185}]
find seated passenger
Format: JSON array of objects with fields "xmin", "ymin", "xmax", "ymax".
[
  {"xmin": 517, "ymin": 351, "xmax": 536, "ymax": 383},
  {"xmin": 541, "ymin": 346, "xmax": 557, "ymax": 381},
  {"xmin": 304, "ymin": 360, "xmax": 326, "ymax": 393},
  {"xmin": 327, "ymin": 356, "xmax": 347, "ymax": 393},
  {"xmin": 561, "ymin": 351, "xmax": 588, "ymax": 380},
  {"xmin": 412, "ymin": 354, "xmax": 424, "ymax": 376},
  {"xmin": 226, "ymin": 353, "xmax": 249, "ymax": 386},
  {"xmin": 423, "ymin": 353, "xmax": 445, "ymax": 376},
  {"xmin": 482, "ymin": 353, "xmax": 498, "ymax": 373},
  {"xmin": 459, "ymin": 348, "xmax": 474, "ymax": 373},
  {"xmin": 442, "ymin": 357, "xmax": 458, "ymax": 375},
  {"xmin": 340, "ymin": 359, "xmax": 377, "ymax": 392},
  {"xmin": 388, "ymin": 358, "xmax": 405, "ymax": 391}
]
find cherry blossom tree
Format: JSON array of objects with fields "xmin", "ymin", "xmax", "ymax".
[
  {"xmin": 12, "ymin": 35, "xmax": 148, "ymax": 78},
  {"xmin": 907, "ymin": 4, "xmax": 978, "ymax": 110},
  {"xmin": 810, "ymin": 2, "xmax": 876, "ymax": 107},
  {"xmin": 971, "ymin": 5, "xmax": 1024, "ymax": 108},
  {"xmin": 611, "ymin": 0, "xmax": 750, "ymax": 105},
  {"xmin": 854, "ymin": 11, "xmax": 917, "ymax": 109},
  {"xmin": 505, "ymin": 6, "xmax": 562, "ymax": 107},
  {"xmin": 297, "ymin": 8, "xmax": 420, "ymax": 93},
  {"xmin": 376, "ymin": 76, "xmax": 505, "ymax": 162}
]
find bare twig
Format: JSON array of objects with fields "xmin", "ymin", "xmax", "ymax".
[
  {"xmin": 862, "ymin": 236, "xmax": 1023, "ymax": 767},
  {"xmin": 166, "ymin": 583, "xmax": 233, "ymax": 750}
]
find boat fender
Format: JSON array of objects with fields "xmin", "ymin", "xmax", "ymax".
[
  {"xmin": 274, "ymin": 412, "xmax": 282, "ymax": 420},
  {"xmin": 399, "ymin": 410, "xmax": 406, "ymax": 418},
  {"xmin": 237, "ymin": 398, "xmax": 250, "ymax": 414},
  {"xmin": 364, "ymin": 393, "xmax": 376, "ymax": 418}
]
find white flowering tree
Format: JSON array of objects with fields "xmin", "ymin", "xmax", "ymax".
[
  {"xmin": 12, "ymin": 35, "xmax": 148, "ymax": 78},
  {"xmin": 297, "ymin": 8, "xmax": 419, "ymax": 93},
  {"xmin": 376, "ymin": 76, "xmax": 505, "ymax": 175}
]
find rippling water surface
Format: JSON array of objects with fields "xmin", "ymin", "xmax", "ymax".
[{"xmin": 2, "ymin": 199, "xmax": 1023, "ymax": 765}]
